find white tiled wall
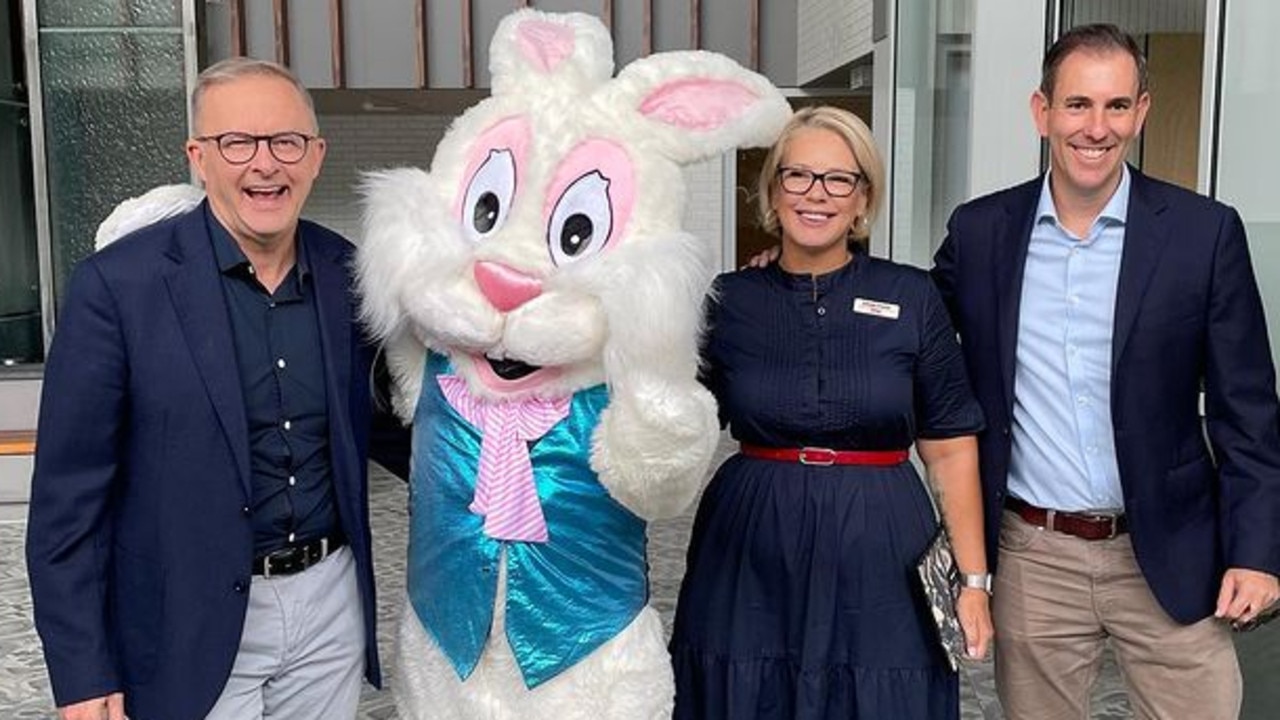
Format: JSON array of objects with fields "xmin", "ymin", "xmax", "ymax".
[
  {"xmin": 798, "ymin": 0, "xmax": 873, "ymax": 85},
  {"xmin": 305, "ymin": 114, "xmax": 454, "ymax": 240},
  {"xmin": 305, "ymin": 113, "xmax": 727, "ymax": 269}
]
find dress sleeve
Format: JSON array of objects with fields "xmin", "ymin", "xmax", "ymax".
[
  {"xmin": 914, "ymin": 279, "xmax": 985, "ymax": 439},
  {"xmin": 697, "ymin": 278, "xmax": 729, "ymax": 430}
]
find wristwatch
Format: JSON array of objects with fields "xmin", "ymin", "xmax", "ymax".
[{"xmin": 960, "ymin": 572, "xmax": 993, "ymax": 595}]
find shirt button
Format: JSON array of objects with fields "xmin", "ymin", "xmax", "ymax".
[
  {"xmin": 282, "ymin": 419, "xmax": 291, "ymax": 431},
  {"xmin": 233, "ymin": 581, "xmax": 247, "ymax": 593},
  {"xmin": 247, "ymin": 266, "xmax": 256, "ymax": 275},
  {"xmin": 241, "ymin": 505, "xmax": 251, "ymax": 517},
  {"xmin": 276, "ymin": 358, "xmax": 286, "ymax": 369},
  {"xmin": 288, "ymin": 475, "xmax": 297, "ymax": 487},
  {"xmin": 1077, "ymin": 395, "xmax": 1088, "ymax": 405},
  {"xmin": 288, "ymin": 532, "xmax": 296, "ymax": 543},
  {"xmin": 817, "ymin": 306, "xmax": 827, "ymax": 316}
]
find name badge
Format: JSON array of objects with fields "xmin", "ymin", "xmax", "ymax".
[{"xmin": 853, "ymin": 297, "xmax": 900, "ymax": 320}]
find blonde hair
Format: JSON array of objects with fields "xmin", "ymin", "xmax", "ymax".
[
  {"xmin": 756, "ymin": 106, "xmax": 884, "ymax": 241},
  {"xmin": 191, "ymin": 57, "xmax": 318, "ymax": 134}
]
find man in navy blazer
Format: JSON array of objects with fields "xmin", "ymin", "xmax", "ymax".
[
  {"xmin": 27, "ymin": 58, "xmax": 407, "ymax": 720},
  {"xmin": 933, "ymin": 24, "xmax": 1280, "ymax": 720}
]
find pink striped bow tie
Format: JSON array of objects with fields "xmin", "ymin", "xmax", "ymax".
[{"xmin": 437, "ymin": 374, "xmax": 571, "ymax": 543}]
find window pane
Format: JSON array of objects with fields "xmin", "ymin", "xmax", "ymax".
[
  {"xmin": 1, "ymin": 0, "xmax": 40, "ymax": 365},
  {"xmin": 38, "ymin": 28, "xmax": 188, "ymax": 303},
  {"xmin": 891, "ymin": 2, "xmax": 973, "ymax": 268},
  {"xmin": 38, "ymin": 0, "xmax": 179, "ymax": 28},
  {"xmin": 0, "ymin": 101, "xmax": 40, "ymax": 365}
]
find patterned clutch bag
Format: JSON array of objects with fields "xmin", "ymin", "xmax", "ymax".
[{"xmin": 916, "ymin": 524, "xmax": 966, "ymax": 671}]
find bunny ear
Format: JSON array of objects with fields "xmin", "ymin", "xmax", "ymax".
[
  {"xmin": 489, "ymin": 9, "xmax": 614, "ymax": 98},
  {"xmin": 599, "ymin": 50, "xmax": 792, "ymax": 164}
]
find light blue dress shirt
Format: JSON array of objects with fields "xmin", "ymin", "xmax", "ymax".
[{"xmin": 1007, "ymin": 168, "xmax": 1130, "ymax": 512}]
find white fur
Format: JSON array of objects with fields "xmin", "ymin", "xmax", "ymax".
[
  {"xmin": 94, "ymin": 184, "xmax": 205, "ymax": 250},
  {"xmin": 358, "ymin": 8, "xmax": 792, "ymax": 718},
  {"xmin": 395, "ymin": 564, "xmax": 673, "ymax": 720}
]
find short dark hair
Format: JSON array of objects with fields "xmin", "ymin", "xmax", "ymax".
[{"xmin": 1040, "ymin": 23, "xmax": 1148, "ymax": 101}]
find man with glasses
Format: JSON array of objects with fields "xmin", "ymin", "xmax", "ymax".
[
  {"xmin": 933, "ymin": 24, "xmax": 1280, "ymax": 718},
  {"xmin": 27, "ymin": 57, "xmax": 408, "ymax": 720}
]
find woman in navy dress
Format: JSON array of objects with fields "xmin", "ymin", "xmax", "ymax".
[{"xmin": 670, "ymin": 106, "xmax": 993, "ymax": 719}]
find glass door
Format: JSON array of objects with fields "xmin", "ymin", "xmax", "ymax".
[{"xmin": 0, "ymin": 0, "xmax": 41, "ymax": 366}]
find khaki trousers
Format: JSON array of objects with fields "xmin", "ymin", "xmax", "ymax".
[{"xmin": 993, "ymin": 510, "xmax": 1241, "ymax": 720}]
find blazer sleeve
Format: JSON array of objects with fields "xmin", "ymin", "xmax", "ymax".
[
  {"xmin": 368, "ymin": 348, "xmax": 412, "ymax": 481},
  {"xmin": 25, "ymin": 259, "xmax": 127, "ymax": 705},
  {"xmin": 931, "ymin": 210, "xmax": 963, "ymax": 328},
  {"xmin": 1203, "ymin": 207, "xmax": 1280, "ymax": 576}
]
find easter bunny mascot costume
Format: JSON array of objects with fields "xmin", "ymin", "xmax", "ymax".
[{"xmin": 357, "ymin": 9, "xmax": 790, "ymax": 720}]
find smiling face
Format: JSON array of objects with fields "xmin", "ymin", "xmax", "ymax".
[
  {"xmin": 186, "ymin": 73, "xmax": 325, "ymax": 253},
  {"xmin": 771, "ymin": 126, "xmax": 866, "ymax": 271},
  {"xmin": 1033, "ymin": 48, "xmax": 1149, "ymax": 210}
]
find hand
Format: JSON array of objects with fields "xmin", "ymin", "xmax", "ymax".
[
  {"xmin": 59, "ymin": 693, "xmax": 125, "ymax": 720},
  {"xmin": 1215, "ymin": 567, "xmax": 1280, "ymax": 626},
  {"xmin": 743, "ymin": 245, "xmax": 780, "ymax": 269},
  {"xmin": 956, "ymin": 587, "xmax": 994, "ymax": 661}
]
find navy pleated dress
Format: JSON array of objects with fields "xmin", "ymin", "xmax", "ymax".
[{"xmin": 670, "ymin": 254, "xmax": 984, "ymax": 719}]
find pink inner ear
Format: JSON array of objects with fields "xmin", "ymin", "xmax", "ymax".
[
  {"xmin": 638, "ymin": 79, "xmax": 760, "ymax": 131},
  {"xmin": 517, "ymin": 19, "xmax": 576, "ymax": 74}
]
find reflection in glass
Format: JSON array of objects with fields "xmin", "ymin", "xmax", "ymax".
[
  {"xmin": 891, "ymin": 2, "xmax": 973, "ymax": 269},
  {"xmin": 1, "ymin": 0, "xmax": 40, "ymax": 365}
]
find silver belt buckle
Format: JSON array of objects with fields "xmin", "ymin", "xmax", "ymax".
[
  {"xmin": 1091, "ymin": 514, "xmax": 1119, "ymax": 539},
  {"xmin": 799, "ymin": 447, "xmax": 836, "ymax": 466}
]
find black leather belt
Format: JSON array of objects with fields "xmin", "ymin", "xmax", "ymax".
[{"xmin": 253, "ymin": 536, "xmax": 345, "ymax": 577}]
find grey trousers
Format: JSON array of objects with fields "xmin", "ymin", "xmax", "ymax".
[{"xmin": 206, "ymin": 546, "xmax": 366, "ymax": 720}]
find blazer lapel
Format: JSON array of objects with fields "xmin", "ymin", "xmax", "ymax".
[
  {"xmin": 995, "ymin": 181, "xmax": 1040, "ymax": 415},
  {"xmin": 163, "ymin": 206, "xmax": 252, "ymax": 499},
  {"xmin": 307, "ymin": 229, "xmax": 357, "ymax": 468},
  {"xmin": 1112, "ymin": 170, "xmax": 1172, "ymax": 368}
]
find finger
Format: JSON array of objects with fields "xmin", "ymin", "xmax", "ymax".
[
  {"xmin": 107, "ymin": 693, "xmax": 126, "ymax": 720},
  {"xmin": 1215, "ymin": 574, "xmax": 1238, "ymax": 618}
]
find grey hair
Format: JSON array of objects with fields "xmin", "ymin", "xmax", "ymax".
[{"xmin": 190, "ymin": 57, "xmax": 318, "ymax": 133}]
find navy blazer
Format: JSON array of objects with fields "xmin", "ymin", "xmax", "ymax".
[
  {"xmin": 27, "ymin": 203, "xmax": 388, "ymax": 719},
  {"xmin": 932, "ymin": 167, "xmax": 1280, "ymax": 624}
]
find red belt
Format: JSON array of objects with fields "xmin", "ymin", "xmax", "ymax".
[
  {"xmin": 739, "ymin": 444, "xmax": 909, "ymax": 466},
  {"xmin": 1006, "ymin": 496, "xmax": 1127, "ymax": 541}
]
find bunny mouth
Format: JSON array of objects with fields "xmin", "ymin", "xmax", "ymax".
[{"xmin": 486, "ymin": 356, "xmax": 541, "ymax": 381}]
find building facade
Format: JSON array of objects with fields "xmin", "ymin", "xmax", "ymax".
[{"xmin": 2, "ymin": 0, "xmax": 1278, "ymax": 516}]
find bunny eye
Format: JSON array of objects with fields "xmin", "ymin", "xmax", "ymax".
[
  {"xmin": 547, "ymin": 170, "xmax": 613, "ymax": 266},
  {"xmin": 461, "ymin": 149, "xmax": 516, "ymax": 241}
]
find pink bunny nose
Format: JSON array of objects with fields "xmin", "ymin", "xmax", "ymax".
[{"xmin": 474, "ymin": 261, "xmax": 543, "ymax": 312}]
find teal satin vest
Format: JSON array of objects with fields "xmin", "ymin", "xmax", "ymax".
[{"xmin": 407, "ymin": 352, "xmax": 649, "ymax": 687}]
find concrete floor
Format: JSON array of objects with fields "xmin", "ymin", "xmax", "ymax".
[{"xmin": 3, "ymin": 450, "xmax": 1276, "ymax": 718}]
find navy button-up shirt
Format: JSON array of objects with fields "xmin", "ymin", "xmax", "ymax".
[{"xmin": 207, "ymin": 207, "xmax": 338, "ymax": 556}]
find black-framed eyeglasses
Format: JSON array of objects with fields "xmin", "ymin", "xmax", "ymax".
[
  {"xmin": 194, "ymin": 131, "xmax": 317, "ymax": 165},
  {"xmin": 777, "ymin": 166, "xmax": 865, "ymax": 197}
]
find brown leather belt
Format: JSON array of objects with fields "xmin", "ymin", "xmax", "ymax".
[
  {"xmin": 1006, "ymin": 496, "xmax": 1127, "ymax": 541},
  {"xmin": 740, "ymin": 444, "xmax": 909, "ymax": 466}
]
